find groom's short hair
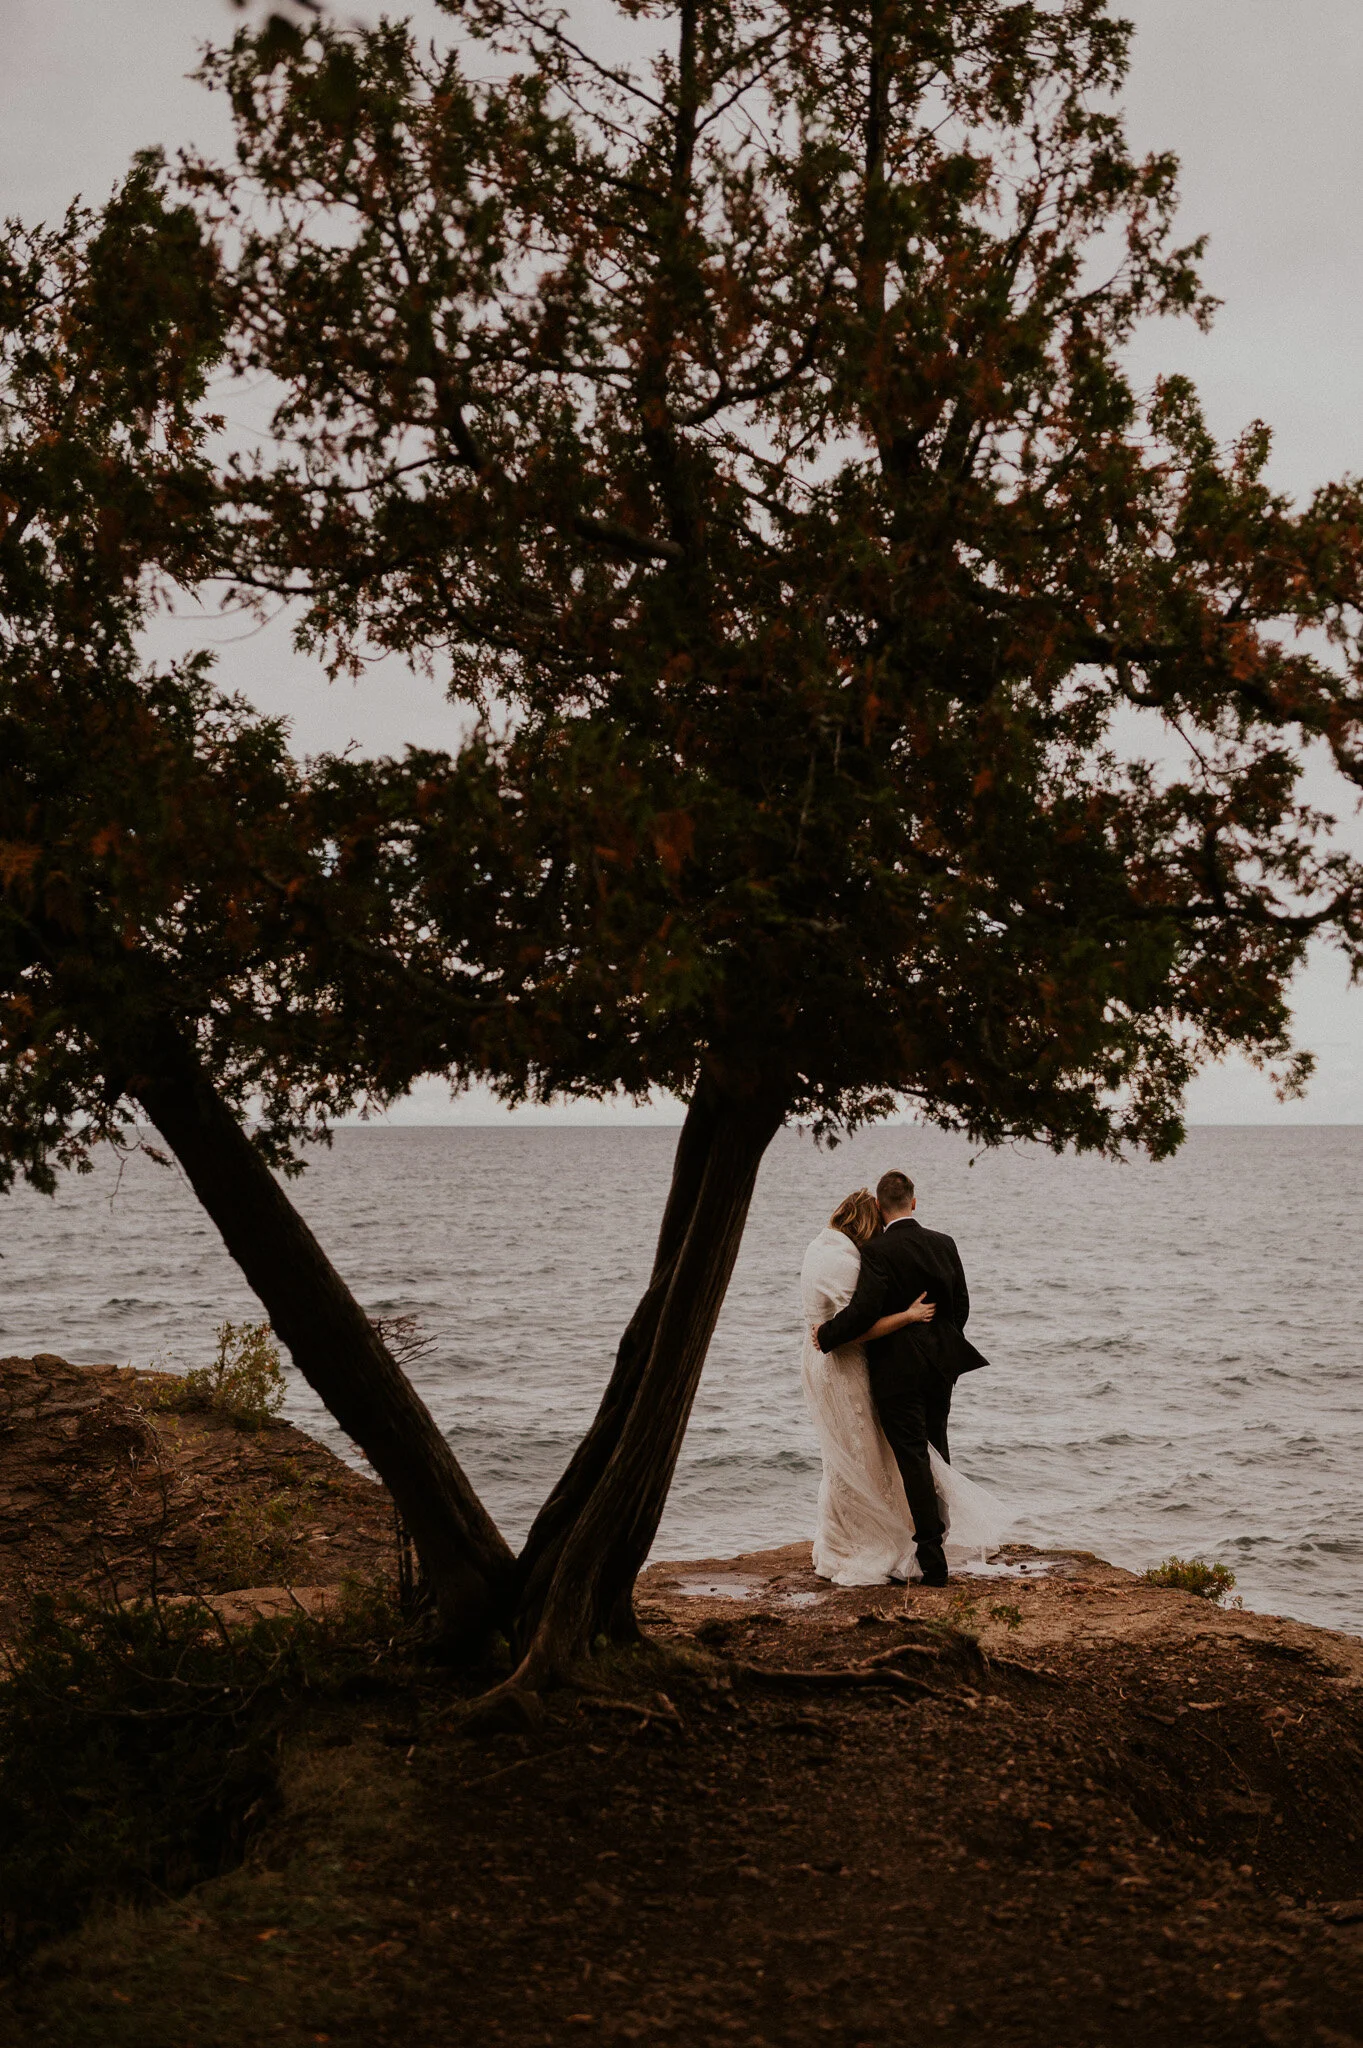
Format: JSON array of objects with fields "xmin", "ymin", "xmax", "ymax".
[{"xmin": 876, "ymin": 1170, "xmax": 915, "ymax": 1212}]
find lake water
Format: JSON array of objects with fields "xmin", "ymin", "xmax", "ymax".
[{"xmin": 2, "ymin": 1124, "xmax": 1361, "ymax": 1636}]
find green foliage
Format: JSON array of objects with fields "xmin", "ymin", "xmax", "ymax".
[
  {"xmin": 988, "ymin": 1603, "xmax": 1024, "ymax": 1633},
  {"xmin": 1142, "ymin": 1556, "xmax": 1238, "ymax": 1603},
  {"xmin": 196, "ymin": 1493, "xmax": 306, "ymax": 1591},
  {"xmin": 924, "ymin": 1594, "xmax": 982, "ymax": 1651},
  {"xmin": 0, "ymin": 182, "xmax": 434, "ymax": 1198},
  {"xmin": 158, "ymin": 1319, "xmax": 287, "ymax": 1430},
  {"xmin": 0, "ymin": 1596, "xmax": 300, "ymax": 1958},
  {"xmin": 7, "ymin": 2, "xmax": 1363, "ymax": 1171},
  {"xmin": 183, "ymin": 0, "xmax": 1363, "ymax": 1156},
  {"xmin": 0, "ymin": 1589, "xmax": 416, "ymax": 1962},
  {"xmin": 335, "ymin": 1569, "xmax": 403, "ymax": 1637}
]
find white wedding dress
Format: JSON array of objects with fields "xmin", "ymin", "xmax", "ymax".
[{"xmin": 800, "ymin": 1227, "xmax": 1011, "ymax": 1585}]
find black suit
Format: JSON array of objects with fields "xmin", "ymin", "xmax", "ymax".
[{"xmin": 816, "ymin": 1217, "xmax": 988, "ymax": 1572}]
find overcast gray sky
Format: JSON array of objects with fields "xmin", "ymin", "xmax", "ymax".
[{"xmin": 3, "ymin": 0, "xmax": 1360, "ymax": 1123}]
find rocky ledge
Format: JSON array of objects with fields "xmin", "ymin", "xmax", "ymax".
[{"xmin": 0, "ymin": 1352, "xmax": 392, "ymax": 1628}]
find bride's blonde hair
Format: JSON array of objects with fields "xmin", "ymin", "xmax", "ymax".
[{"xmin": 829, "ymin": 1188, "xmax": 880, "ymax": 1247}]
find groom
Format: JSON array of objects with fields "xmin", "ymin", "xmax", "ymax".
[{"xmin": 814, "ymin": 1169, "xmax": 988, "ymax": 1587}]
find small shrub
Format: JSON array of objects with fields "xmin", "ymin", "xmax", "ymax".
[
  {"xmin": 988, "ymin": 1602, "xmax": 1024, "ymax": 1632},
  {"xmin": 923, "ymin": 1593, "xmax": 982, "ymax": 1653},
  {"xmin": 1142, "ymin": 1555, "xmax": 1237, "ymax": 1603},
  {"xmin": 196, "ymin": 1492, "xmax": 306, "ymax": 1591},
  {"xmin": 157, "ymin": 1320, "xmax": 286, "ymax": 1430}
]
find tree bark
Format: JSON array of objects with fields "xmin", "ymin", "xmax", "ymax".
[
  {"xmin": 130, "ymin": 1027, "xmax": 514, "ymax": 1641},
  {"xmin": 510, "ymin": 1079, "xmax": 784, "ymax": 1681},
  {"xmin": 510, "ymin": 1074, "xmax": 725, "ymax": 1646}
]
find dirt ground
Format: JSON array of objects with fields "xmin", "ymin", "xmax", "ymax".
[{"xmin": 3, "ymin": 1358, "xmax": 1363, "ymax": 2046}]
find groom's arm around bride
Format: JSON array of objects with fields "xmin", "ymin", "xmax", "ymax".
[{"xmin": 815, "ymin": 1177, "xmax": 986, "ymax": 1385}]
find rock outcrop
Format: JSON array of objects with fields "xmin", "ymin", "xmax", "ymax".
[{"xmin": 0, "ymin": 1352, "xmax": 394, "ymax": 1627}]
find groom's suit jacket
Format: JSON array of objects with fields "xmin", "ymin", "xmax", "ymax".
[{"xmin": 816, "ymin": 1217, "xmax": 989, "ymax": 1382}]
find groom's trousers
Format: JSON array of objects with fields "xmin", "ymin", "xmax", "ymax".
[{"xmin": 868, "ymin": 1359, "xmax": 951, "ymax": 1549}]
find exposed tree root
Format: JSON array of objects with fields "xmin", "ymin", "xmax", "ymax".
[
  {"xmin": 456, "ymin": 1631, "xmax": 964, "ymax": 1733},
  {"xmin": 856, "ymin": 1641, "xmax": 943, "ymax": 1669},
  {"xmin": 448, "ymin": 1629, "xmax": 693, "ymax": 1734},
  {"xmin": 451, "ymin": 1679, "xmax": 546, "ymax": 1737},
  {"xmin": 729, "ymin": 1661, "xmax": 943, "ymax": 1703},
  {"xmin": 986, "ymin": 1653, "xmax": 1067, "ymax": 1688}
]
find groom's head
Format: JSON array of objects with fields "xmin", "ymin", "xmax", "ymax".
[{"xmin": 876, "ymin": 1170, "xmax": 916, "ymax": 1222}]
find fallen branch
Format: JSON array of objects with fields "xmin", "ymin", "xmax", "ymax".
[
  {"xmin": 459, "ymin": 1744, "xmax": 574, "ymax": 1791},
  {"xmin": 578, "ymin": 1689, "xmax": 683, "ymax": 1729}
]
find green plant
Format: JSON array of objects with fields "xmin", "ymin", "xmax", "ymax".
[
  {"xmin": 158, "ymin": 1321, "xmax": 286, "ymax": 1430},
  {"xmin": 924, "ymin": 1594, "xmax": 982, "ymax": 1654},
  {"xmin": 1142, "ymin": 1556, "xmax": 1238, "ymax": 1603},
  {"xmin": 988, "ymin": 1603, "xmax": 1024, "ymax": 1633},
  {"xmin": 196, "ymin": 1492, "xmax": 306, "ymax": 1591}
]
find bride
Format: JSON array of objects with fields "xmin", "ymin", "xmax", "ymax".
[{"xmin": 801, "ymin": 1188, "xmax": 1009, "ymax": 1586}]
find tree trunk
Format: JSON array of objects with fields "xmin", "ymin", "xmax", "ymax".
[
  {"xmin": 131, "ymin": 1028, "xmax": 514, "ymax": 1641},
  {"xmin": 510, "ymin": 1075, "xmax": 725, "ymax": 1647},
  {"xmin": 510, "ymin": 1081, "xmax": 783, "ymax": 1682}
]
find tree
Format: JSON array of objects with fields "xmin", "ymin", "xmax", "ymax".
[
  {"xmin": 0, "ymin": 185, "xmax": 513, "ymax": 1637},
  {"xmin": 174, "ymin": 0, "xmax": 1363, "ymax": 1683},
  {"xmin": 10, "ymin": 2, "xmax": 1363, "ymax": 1693}
]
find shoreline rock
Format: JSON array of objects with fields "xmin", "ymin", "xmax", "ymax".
[{"xmin": 639, "ymin": 1538, "xmax": 1363, "ymax": 1681}]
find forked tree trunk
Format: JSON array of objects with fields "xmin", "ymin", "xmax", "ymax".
[
  {"xmin": 510, "ymin": 1075, "xmax": 725, "ymax": 1648},
  {"xmin": 509, "ymin": 1079, "xmax": 784, "ymax": 1683},
  {"xmin": 131, "ymin": 1027, "xmax": 514, "ymax": 1639}
]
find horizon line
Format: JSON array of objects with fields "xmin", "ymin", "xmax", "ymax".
[{"xmin": 327, "ymin": 1118, "xmax": 1363, "ymax": 1131}]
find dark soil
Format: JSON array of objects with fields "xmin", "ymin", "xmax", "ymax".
[{"xmin": 3, "ymin": 1358, "xmax": 1363, "ymax": 2045}]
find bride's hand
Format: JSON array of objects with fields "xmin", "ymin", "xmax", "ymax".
[{"xmin": 905, "ymin": 1292, "xmax": 935, "ymax": 1323}]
